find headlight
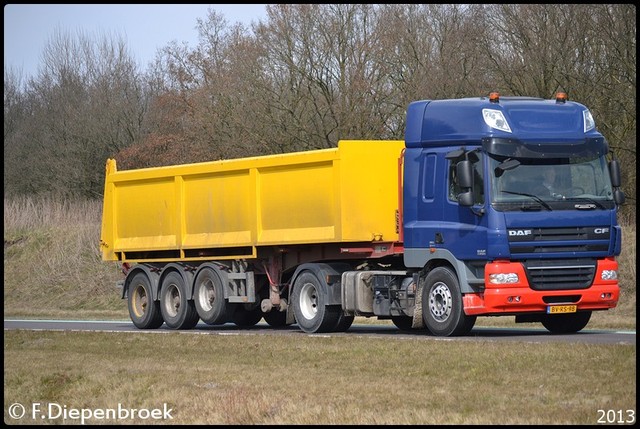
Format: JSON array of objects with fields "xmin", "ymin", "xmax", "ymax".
[
  {"xmin": 489, "ymin": 273, "xmax": 519, "ymax": 284},
  {"xmin": 482, "ymin": 109, "xmax": 512, "ymax": 133},
  {"xmin": 601, "ymin": 270, "xmax": 618, "ymax": 280},
  {"xmin": 583, "ymin": 110, "xmax": 595, "ymax": 132}
]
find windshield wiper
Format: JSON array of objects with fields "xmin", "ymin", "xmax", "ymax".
[{"xmin": 500, "ymin": 190, "xmax": 552, "ymax": 211}]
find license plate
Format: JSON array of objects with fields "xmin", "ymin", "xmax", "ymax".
[{"xmin": 547, "ymin": 305, "xmax": 577, "ymax": 314}]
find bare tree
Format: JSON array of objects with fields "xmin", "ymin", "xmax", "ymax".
[
  {"xmin": 255, "ymin": 4, "xmax": 405, "ymax": 149},
  {"xmin": 4, "ymin": 67, "xmax": 30, "ymax": 193},
  {"xmin": 3, "ymin": 28, "xmax": 147, "ymax": 198},
  {"xmin": 4, "ymin": 4, "xmax": 635, "ymax": 219},
  {"xmin": 477, "ymin": 4, "xmax": 635, "ymax": 215},
  {"xmin": 4, "ymin": 67, "xmax": 25, "ymax": 143}
]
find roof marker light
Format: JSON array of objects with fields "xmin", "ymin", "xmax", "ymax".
[
  {"xmin": 489, "ymin": 92, "xmax": 500, "ymax": 103},
  {"xmin": 555, "ymin": 92, "xmax": 567, "ymax": 103}
]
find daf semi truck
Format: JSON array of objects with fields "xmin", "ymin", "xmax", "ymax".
[{"xmin": 100, "ymin": 92, "xmax": 625, "ymax": 336}]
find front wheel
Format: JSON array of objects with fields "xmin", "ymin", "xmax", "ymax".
[
  {"xmin": 291, "ymin": 271, "xmax": 340, "ymax": 333},
  {"xmin": 421, "ymin": 267, "xmax": 476, "ymax": 337},
  {"xmin": 541, "ymin": 311, "xmax": 592, "ymax": 334}
]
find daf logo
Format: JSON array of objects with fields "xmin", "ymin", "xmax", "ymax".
[
  {"xmin": 509, "ymin": 230, "xmax": 532, "ymax": 236},
  {"xmin": 594, "ymin": 228, "xmax": 609, "ymax": 234}
]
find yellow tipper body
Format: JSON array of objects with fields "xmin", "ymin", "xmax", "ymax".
[{"xmin": 100, "ymin": 140, "xmax": 405, "ymax": 262}]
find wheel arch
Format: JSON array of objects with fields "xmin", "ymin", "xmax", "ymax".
[
  {"xmin": 123, "ymin": 265, "xmax": 160, "ymax": 300},
  {"xmin": 123, "ymin": 263, "xmax": 196, "ymax": 302},
  {"xmin": 421, "ymin": 258, "xmax": 455, "ymax": 278},
  {"xmin": 288, "ymin": 262, "xmax": 352, "ymax": 306},
  {"xmin": 157, "ymin": 263, "xmax": 196, "ymax": 300},
  {"xmin": 192, "ymin": 262, "xmax": 229, "ymax": 300},
  {"xmin": 410, "ymin": 248, "xmax": 483, "ymax": 294}
]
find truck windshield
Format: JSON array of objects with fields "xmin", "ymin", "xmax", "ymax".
[{"xmin": 489, "ymin": 154, "xmax": 615, "ymax": 210}]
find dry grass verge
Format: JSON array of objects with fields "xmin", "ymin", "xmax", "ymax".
[{"xmin": 4, "ymin": 330, "xmax": 636, "ymax": 425}]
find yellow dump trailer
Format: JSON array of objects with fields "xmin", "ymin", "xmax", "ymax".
[{"xmin": 100, "ymin": 140, "xmax": 404, "ymax": 263}]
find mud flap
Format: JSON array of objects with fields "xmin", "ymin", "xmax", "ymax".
[{"xmin": 411, "ymin": 282, "xmax": 425, "ymax": 329}]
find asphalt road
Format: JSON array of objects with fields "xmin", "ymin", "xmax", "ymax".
[{"xmin": 4, "ymin": 319, "xmax": 635, "ymax": 345}]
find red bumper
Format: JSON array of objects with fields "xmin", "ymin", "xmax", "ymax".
[{"xmin": 463, "ymin": 257, "xmax": 620, "ymax": 316}]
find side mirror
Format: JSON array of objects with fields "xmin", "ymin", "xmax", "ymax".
[
  {"xmin": 457, "ymin": 160, "xmax": 473, "ymax": 188},
  {"xmin": 609, "ymin": 159, "xmax": 621, "ymax": 188},
  {"xmin": 456, "ymin": 160, "xmax": 474, "ymax": 207},
  {"xmin": 458, "ymin": 191, "xmax": 474, "ymax": 207}
]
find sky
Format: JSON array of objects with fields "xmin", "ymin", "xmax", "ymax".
[{"xmin": 4, "ymin": 4, "xmax": 268, "ymax": 79}]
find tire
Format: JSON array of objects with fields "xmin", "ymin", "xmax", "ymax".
[
  {"xmin": 160, "ymin": 271, "xmax": 199, "ymax": 330},
  {"xmin": 291, "ymin": 271, "xmax": 340, "ymax": 333},
  {"xmin": 391, "ymin": 315, "xmax": 414, "ymax": 331},
  {"xmin": 263, "ymin": 310, "xmax": 291, "ymax": 327},
  {"xmin": 231, "ymin": 304, "xmax": 263, "ymax": 328},
  {"xmin": 421, "ymin": 267, "xmax": 476, "ymax": 337},
  {"xmin": 127, "ymin": 272, "xmax": 164, "ymax": 329},
  {"xmin": 541, "ymin": 311, "xmax": 592, "ymax": 334},
  {"xmin": 194, "ymin": 267, "xmax": 229, "ymax": 325},
  {"xmin": 333, "ymin": 311, "xmax": 355, "ymax": 332}
]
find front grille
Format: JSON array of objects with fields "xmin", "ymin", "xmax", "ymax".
[
  {"xmin": 522, "ymin": 259, "xmax": 596, "ymax": 290},
  {"xmin": 510, "ymin": 243, "xmax": 609, "ymax": 254},
  {"xmin": 508, "ymin": 226, "xmax": 611, "ymax": 254}
]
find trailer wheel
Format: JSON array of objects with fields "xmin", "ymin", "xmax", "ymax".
[
  {"xmin": 541, "ymin": 311, "xmax": 592, "ymax": 334},
  {"xmin": 292, "ymin": 271, "xmax": 340, "ymax": 333},
  {"xmin": 160, "ymin": 272, "xmax": 199, "ymax": 330},
  {"xmin": 422, "ymin": 267, "xmax": 476, "ymax": 336},
  {"xmin": 194, "ymin": 267, "xmax": 229, "ymax": 325},
  {"xmin": 128, "ymin": 272, "xmax": 164, "ymax": 329}
]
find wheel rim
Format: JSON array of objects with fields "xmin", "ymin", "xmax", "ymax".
[
  {"xmin": 163, "ymin": 283, "xmax": 181, "ymax": 318},
  {"xmin": 429, "ymin": 282, "xmax": 452, "ymax": 322},
  {"xmin": 299, "ymin": 282, "xmax": 318, "ymax": 321},
  {"xmin": 131, "ymin": 285, "xmax": 148, "ymax": 318},
  {"xmin": 197, "ymin": 278, "xmax": 215, "ymax": 312}
]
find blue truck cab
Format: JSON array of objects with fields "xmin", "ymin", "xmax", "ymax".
[{"xmin": 402, "ymin": 92, "xmax": 624, "ymax": 336}]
